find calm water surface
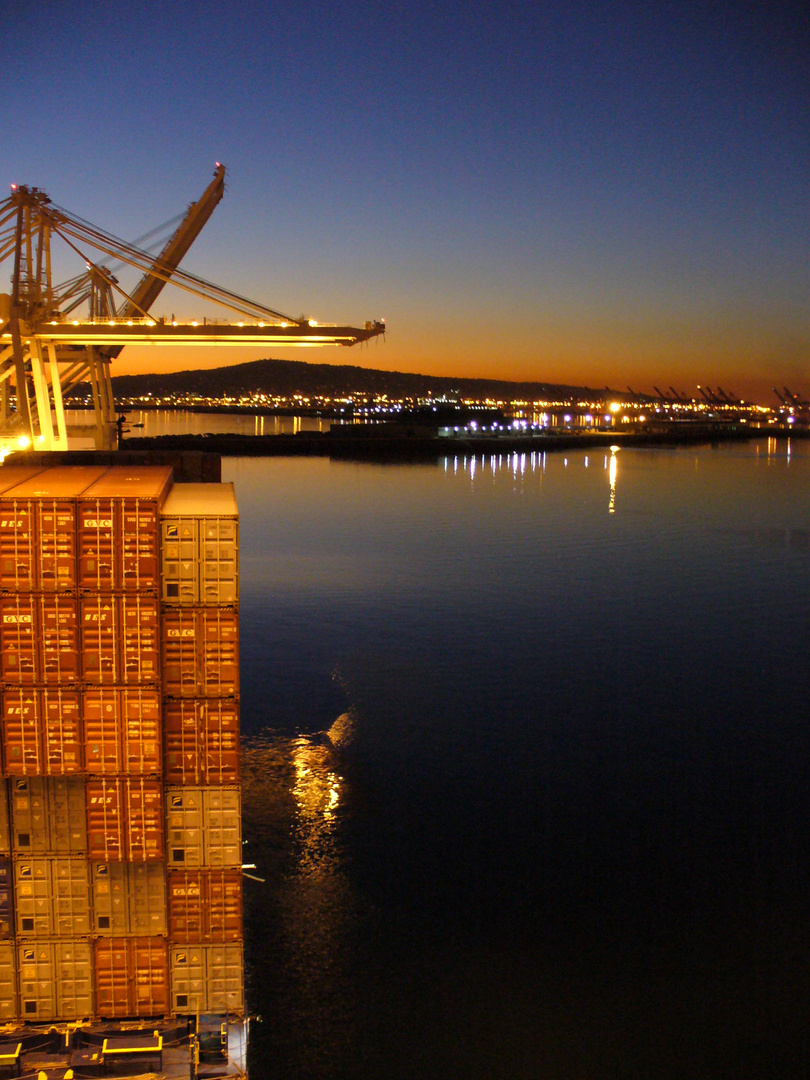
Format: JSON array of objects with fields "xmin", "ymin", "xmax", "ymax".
[{"xmin": 222, "ymin": 439, "xmax": 810, "ymax": 1080}]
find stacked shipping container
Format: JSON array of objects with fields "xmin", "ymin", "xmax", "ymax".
[
  {"xmin": 0, "ymin": 465, "xmax": 243, "ymax": 1024},
  {"xmin": 160, "ymin": 483, "xmax": 243, "ymax": 1015}
]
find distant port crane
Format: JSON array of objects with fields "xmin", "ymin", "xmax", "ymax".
[{"xmin": 0, "ymin": 164, "xmax": 385, "ymax": 450}]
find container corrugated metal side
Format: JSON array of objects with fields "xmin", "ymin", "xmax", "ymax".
[
  {"xmin": 78, "ymin": 467, "xmax": 174, "ymax": 593},
  {"xmin": 0, "ymin": 499, "xmax": 36, "ymax": 591},
  {"xmin": 160, "ymin": 484, "xmax": 238, "ymax": 606},
  {"xmin": 121, "ymin": 596, "xmax": 160, "ymax": 684},
  {"xmin": 163, "ymin": 700, "xmax": 239, "ymax": 784},
  {"xmin": 162, "ymin": 609, "xmax": 239, "ymax": 698},
  {"xmin": 1, "ymin": 688, "xmax": 82, "ymax": 776},
  {"xmin": 170, "ymin": 943, "xmax": 244, "ymax": 1015},
  {"xmin": 0, "ymin": 856, "xmax": 12, "ymax": 938},
  {"xmin": 0, "ymin": 939, "xmax": 16, "ymax": 1020},
  {"xmin": 92, "ymin": 861, "xmax": 167, "ymax": 936},
  {"xmin": 93, "ymin": 937, "xmax": 169, "ymax": 1018},
  {"xmin": 84, "ymin": 688, "xmax": 161, "ymax": 776},
  {"xmin": 10, "ymin": 778, "xmax": 87, "ymax": 853},
  {"xmin": 165, "ymin": 786, "xmax": 241, "ymax": 868},
  {"xmin": 13, "ymin": 856, "xmax": 91, "ymax": 938},
  {"xmin": 85, "ymin": 778, "xmax": 164, "ymax": 861},
  {"xmin": 17, "ymin": 940, "xmax": 94, "ymax": 1020},
  {"xmin": 0, "ymin": 595, "xmax": 79, "ymax": 685},
  {"xmin": 167, "ymin": 869, "xmax": 242, "ymax": 942},
  {"xmin": 79, "ymin": 596, "xmax": 161, "ymax": 686},
  {"xmin": 0, "ymin": 779, "xmax": 10, "ymax": 853},
  {"xmin": 0, "ymin": 467, "xmax": 109, "ymax": 593}
]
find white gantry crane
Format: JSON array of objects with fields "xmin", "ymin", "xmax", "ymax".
[{"xmin": 0, "ymin": 164, "xmax": 385, "ymax": 451}]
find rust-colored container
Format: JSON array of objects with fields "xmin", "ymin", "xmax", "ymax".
[
  {"xmin": 42, "ymin": 690, "xmax": 83, "ymax": 775},
  {"xmin": 0, "ymin": 500, "xmax": 36, "ymax": 591},
  {"xmin": 80, "ymin": 596, "xmax": 160, "ymax": 685},
  {"xmin": 94, "ymin": 937, "xmax": 169, "ymax": 1018},
  {"xmin": 85, "ymin": 779, "xmax": 164, "ymax": 861},
  {"xmin": 162, "ymin": 609, "xmax": 239, "ymax": 698},
  {"xmin": 0, "ymin": 595, "xmax": 80, "ymax": 685},
  {"xmin": 80, "ymin": 596, "xmax": 121, "ymax": 683},
  {"xmin": 163, "ymin": 700, "xmax": 239, "ymax": 784},
  {"xmin": 167, "ymin": 869, "xmax": 243, "ymax": 942},
  {"xmin": 2, "ymin": 688, "xmax": 82, "ymax": 776},
  {"xmin": 1, "ymin": 596, "xmax": 80, "ymax": 685},
  {"xmin": 0, "ymin": 467, "xmax": 108, "ymax": 592},
  {"xmin": 78, "ymin": 467, "xmax": 173, "ymax": 592},
  {"xmin": 121, "ymin": 596, "xmax": 160, "ymax": 684},
  {"xmin": 84, "ymin": 688, "xmax": 161, "ymax": 775}
]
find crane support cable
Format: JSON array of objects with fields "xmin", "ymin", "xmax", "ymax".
[{"xmin": 47, "ymin": 208, "xmax": 299, "ymax": 323}]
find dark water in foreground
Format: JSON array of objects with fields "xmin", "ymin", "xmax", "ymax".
[{"xmin": 224, "ymin": 439, "xmax": 810, "ymax": 1080}]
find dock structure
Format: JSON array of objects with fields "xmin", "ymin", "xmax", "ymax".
[{"xmin": 0, "ymin": 461, "xmax": 246, "ymax": 1077}]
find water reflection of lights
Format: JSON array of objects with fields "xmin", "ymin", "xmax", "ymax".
[{"xmin": 607, "ymin": 445, "xmax": 619, "ymax": 514}]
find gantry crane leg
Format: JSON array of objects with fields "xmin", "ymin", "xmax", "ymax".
[{"xmin": 30, "ymin": 339, "xmax": 58, "ymax": 448}]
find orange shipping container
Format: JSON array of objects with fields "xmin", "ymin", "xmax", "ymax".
[
  {"xmin": 80, "ymin": 596, "xmax": 120, "ymax": 683},
  {"xmin": 84, "ymin": 688, "xmax": 161, "ymax": 775},
  {"xmin": 121, "ymin": 596, "xmax": 160, "ymax": 683},
  {"xmin": 167, "ymin": 869, "xmax": 243, "ymax": 942},
  {"xmin": 2, "ymin": 689, "xmax": 82, "ymax": 776},
  {"xmin": 80, "ymin": 596, "xmax": 160, "ymax": 685},
  {"xmin": 163, "ymin": 700, "xmax": 239, "ymax": 784},
  {"xmin": 162, "ymin": 609, "xmax": 239, "ymax": 698},
  {"xmin": 0, "ymin": 502, "xmax": 35, "ymax": 591},
  {"xmin": 78, "ymin": 467, "xmax": 173, "ymax": 593},
  {"xmin": 94, "ymin": 937, "xmax": 169, "ymax": 1018},
  {"xmin": 0, "ymin": 596, "xmax": 79, "ymax": 685},
  {"xmin": 85, "ymin": 779, "xmax": 164, "ymax": 861},
  {"xmin": 0, "ymin": 467, "xmax": 109, "ymax": 592}
]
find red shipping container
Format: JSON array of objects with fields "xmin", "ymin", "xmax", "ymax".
[
  {"xmin": 0, "ymin": 502, "xmax": 36, "ymax": 591},
  {"xmin": 84, "ymin": 689, "xmax": 161, "ymax": 775},
  {"xmin": 2, "ymin": 690, "xmax": 42, "ymax": 774},
  {"xmin": 122, "ymin": 689, "xmax": 161, "ymax": 774},
  {"xmin": 86, "ymin": 779, "xmax": 164, "ymax": 861},
  {"xmin": 41, "ymin": 690, "xmax": 82, "ymax": 775},
  {"xmin": 121, "ymin": 597, "xmax": 160, "ymax": 684},
  {"xmin": 80, "ymin": 596, "xmax": 120, "ymax": 684},
  {"xmin": 94, "ymin": 937, "xmax": 169, "ymax": 1018},
  {"xmin": 83, "ymin": 688, "xmax": 121, "ymax": 774},
  {"xmin": 1, "ymin": 689, "xmax": 81, "ymax": 776},
  {"xmin": 0, "ymin": 467, "xmax": 107, "ymax": 591},
  {"xmin": 162, "ymin": 609, "xmax": 239, "ymax": 698},
  {"xmin": 0, "ymin": 596, "xmax": 79, "ymax": 685},
  {"xmin": 79, "ymin": 468, "xmax": 173, "ymax": 593},
  {"xmin": 77, "ymin": 499, "xmax": 116, "ymax": 591},
  {"xmin": 167, "ymin": 869, "xmax": 243, "ymax": 943},
  {"xmin": 163, "ymin": 700, "xmax": 239, "ymax": 784},
  {"xmin": 32, "ymin": 499, "xmax": 78, "ymax": 590}
]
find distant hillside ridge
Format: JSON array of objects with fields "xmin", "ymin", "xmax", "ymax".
[{"xmin": 101, "ymin": 358, "xmax": 607, "ymax": 403}]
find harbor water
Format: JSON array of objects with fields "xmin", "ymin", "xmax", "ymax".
[{"xmin": 222, "ymin": 438, "xmax": 809, "ymax": 1079}]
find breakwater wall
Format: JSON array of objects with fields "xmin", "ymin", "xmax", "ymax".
[{"xmin": 121, "ymin": 424, "xmax": 796, "ymax": 462}]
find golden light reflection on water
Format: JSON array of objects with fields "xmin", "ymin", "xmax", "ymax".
[
  {"xmin": 241, "ymin": 716, "xmax": 360, "ymax": 1016},
  {"xmin": 607, "ymin": 446, "xmax": 619, "ymax": 514}
]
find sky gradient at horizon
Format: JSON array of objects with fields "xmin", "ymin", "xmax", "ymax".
[{"xmin": 4, "ymin": 0, "xmax": 808, "ymax": 404}]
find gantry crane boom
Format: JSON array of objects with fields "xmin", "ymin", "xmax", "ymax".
[
  {"xmin": 0, "ymin": 165, "xmax": 385, "ymax": 451},
  {"xmin": 118, "ymin": 163, "xmax": 226, "ymax": 324}
]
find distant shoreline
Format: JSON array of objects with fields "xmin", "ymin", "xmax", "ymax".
[{"xmin": 122, "ymin": 424, "xmax": 801, "ymax": 462}]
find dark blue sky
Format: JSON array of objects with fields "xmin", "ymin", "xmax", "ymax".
[{"xmin": 4, "ymin": 0, "xmax": 808, "ymax": 401}]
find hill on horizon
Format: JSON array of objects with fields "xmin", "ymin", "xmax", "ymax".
[{"xmin": 102, "ymin": 357, "xmax": 609, "ymax": 403}]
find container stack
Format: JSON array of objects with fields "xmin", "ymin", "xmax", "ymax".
[
  {"xmin": 0, "ymin": 464, "xmax": 243, "ymax": 1027},
  {"xmin": 159, "ymin": 482, "xmax": 243, "ymax": 1016}
]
